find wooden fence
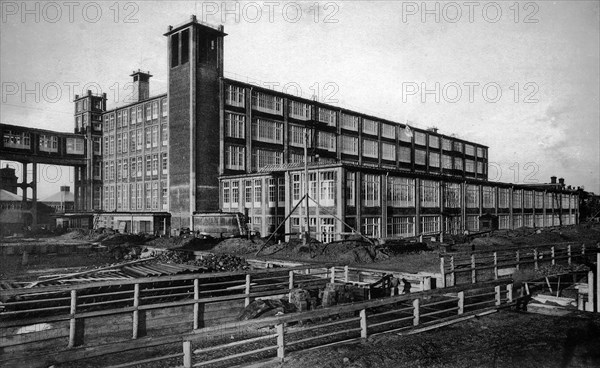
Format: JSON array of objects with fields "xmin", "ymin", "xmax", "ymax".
[
  {"xmin": 440, "ymin": 242, "xmax": 596, "ymax": 287},
  {"xmin": 102, "ymin": 281, "xmax": 516, "ymax": 368}
]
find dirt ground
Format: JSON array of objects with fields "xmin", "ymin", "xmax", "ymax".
[{"xmin": 259, "ymin": 310, "xmax": 600, "ymax": 368}]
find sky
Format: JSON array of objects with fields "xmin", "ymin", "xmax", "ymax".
[{"xmin": 1, "ymin": 0, "xmax": 599, "ymax": 199}]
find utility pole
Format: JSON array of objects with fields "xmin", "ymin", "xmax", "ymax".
[{"xmin": 303, "ymin": 128, "xmax": 310, "ymax": 246}]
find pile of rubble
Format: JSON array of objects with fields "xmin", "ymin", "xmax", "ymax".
[{"xmin": 154, "ymin": 251, "xmax": 250, "ymax": 272}]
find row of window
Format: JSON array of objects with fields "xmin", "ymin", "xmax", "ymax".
[
  {"xmin": 103, "ymin": 154, "xmax": 168, "ymax": 182},
  {"xmin": 222, "ymin": 177, "xmax": 286, "ymax": 208},
  {"xmin": 102, "ymin": 98, "xmax": 167, "ymax": 132},
  {"xmin": 103, "ymin": 125, "xmax": 168, "ymax": 156},
  {"xmin": 75, "ymin": 98, "xmax": 102, "ymax": 112},
  {"xmin": 102, "ymin": 181, "xmax": 167, "ymax": 211}
]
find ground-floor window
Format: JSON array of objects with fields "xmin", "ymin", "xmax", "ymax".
[
  {"xmin": 444, "ymin": 216, "xmax": 462, "ymax": 235},
  {"xmin": 466, "ymin": 215, "xmax": 479, "ymax": 232},
  {"xmin": 361, "ymin": 217, "xmax": 380, "ymax": 238},
  {"xmin": 387, "ymin": 216, "xmax": 415, "ymax": 237},
  {"xmin": 499, "ymin": 215, "xmax": 510, "ymax": 230},
  {"xmin": 319, "ymin": 217, "xmax": 336, "ymax": 243},
  {"xmin": 421, "ymin": 215, "xmax": 440, "ymax": 235}
]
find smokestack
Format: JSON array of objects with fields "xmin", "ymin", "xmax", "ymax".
[
  {"xmin": 130, "ymin": 70, "xmax": 152, "ymax": 102},
  {"xmin": 550, "ymin": 176, "xmax": 557, "ymax": 184},
  {"xmin": 558, "ymin": 178, "xmax": 565, "ymax": 186},
  {"xmin": 60, "ymin": 186, "xmax": 70, "ymax": 192}
]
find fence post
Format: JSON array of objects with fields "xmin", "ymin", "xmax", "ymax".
[
  {"xmin": 493, "ymin": 252, "xmax": 498, "ymax": 280},
  {"xmin": 587, "ymin": 270, "xmax": 594, "ymax": 312},
  {"xmin": 515, "ymin": 250, "xmax": 520, "ymax": 270},
  {"xmin": 413, "ymin": 298, "xmax": 420, "ymax": 326},
  {"xmin": 288, "ymin": 271, "xmax": 295, "ymax": 303},
  {"xmin": 450, "ymin": 256, "xmax": 455, "ymax": 286},
  {"xmin": 582, "ymin": 243, "xmax": 586, "ymax": 256},
  {"xmin": 568, "ymin": 245, "xmax": 572, "ymax": 265},
  {"xmin": 245, "ymin": 274, "xmax": 251, "ymax": 307},
  {"xmin": 423, "ymin": 276, "xmax": 432, "ymax": 291},
  {"xmin": 193, "ymin": 279, "xmax": 199, "ymax": 330},
  {"xmin": 68, "ymin": 289, "xmax": 77, "ymax": 348},
  {"xmin": 534, "ymin": 248, "xmax": 539, "ymax": 270},
  {"xmin": 440, "ymin": 256, "xmax": 446, "ymax": 288},
  {"xmin": 458, "ymin": 291, "xmax": 464, "ymax": 315},
  {"xmin": 276, "ymin": 323, "xmax": 285, "ymax": 361},
  {"xmin": 507, "ymin": 284, "xmax": 513, "ymax": 302},
  {"xmin": 495, "ymin": 285, "xmax": 501, "ymax": 306},
  {"xmin": 132, "ymin": 283, "xmax": 140, "ymax": 339},
  {"xmin": 551, "ymin": 246, "xmax": 556, "ymax": 266},
  {"xmin": 360, "ymin": 309, "xmax": 367, "ymax": 338},
  {"xmin": 471, "ymin": 254, "xmax": 476, "ymax": 284},
  {"xmin": 330, "ymin": 267, "xmax": 336, "ymax": 283},
  {"xmin": 183, "ymin": 340, "xmax": 192, "ymax": 368}
]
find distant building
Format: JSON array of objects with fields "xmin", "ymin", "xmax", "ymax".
[
  {"xmin": 0, "ymin": 165, "xmax": 18, "ymax": 194},
  {"xmin": 41, "ymin": 186, "xmax": 75, "ymax": 213}
]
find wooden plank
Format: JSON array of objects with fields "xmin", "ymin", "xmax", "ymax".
[
  {"xmin": 193, "ymin": 333, "xmax": 277, "ymax": 354},
  {"xmin": 193, "ymin": 345, "xmax": 277, "ymax": 367}
]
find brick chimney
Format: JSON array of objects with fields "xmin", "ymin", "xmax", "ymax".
[
  {"xmin": 558, "ymin": 178, "xmax": 565, "ymax": 186},
  {"xmin": 130, "ymin": 70, "xmax": 152, "ymax": 102},
  {"xmin": 550, "ymin": 176, "xmax": 557, "ymax": 184}
]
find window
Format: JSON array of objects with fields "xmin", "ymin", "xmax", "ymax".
[
  {"xmin": 513, "ymin": 189, "xmax": 522, "ymax": 209},
  {"xmin": 387, "ymin": 217, "xmax": 415, "ymax": 237},
  {"xmin": 499, "ymin": 188, "xmax": 510, "ymax": 208},
  {"xmin": 122, "ymin": 109, "xmax": 128, "ymax": 127},
  {"xmin": 130, "ymin": 131, "xmax": 136, "ymax": 152},
  {"xmin": 109, "ymin": 136, "xmax": 115, "ymax": 154},
  {"xmin": 341, "ymin": 135, "xmax": 358, "ymax": 155},
  {"xmin": 399, "ymin": 146, "xmax": 411, "ymax": 163},
  {"xmin": 317, "ymin": 108, "xmax": 336, "ymax": 126},
  {"xmin": 231, "ymin": 181, "xmax": 239, "ymax": 205},
  {"xmin": 225, "ymin": 112, "xmax": 245, "ymax": 138},
  {"xmin": 161, "ymin": 153, "xmax": 168, "ymax": 174},
  {"xmin": 477, "ymin": 161, "xmax": 483, "ymax": 174},
  {"xmin": 513, "ymin": 214, "xmax": 523, "ymax": 229},
  {"xmin": 252, "ymin": 119, "xmax": 283, "ymax": 144},
  {"xmin": 252, "ymin": 92, "xmax": 283, "ymax": 115},
  {"xmin": 429, "ymin": 136, "xmax": 440, "ymax": 149},
  {"xmin": 161, "ymin": 98, "xmax": 168, "ymax": 118},
  {"xmin": 387, "ymin": 177, "xmax": 415, "ymax": 207},
  {"xmin": 535, "ymin": 192, "xmax": 544, "ymax": 209},
  {"xmin": 466, "ymin": 215, "xmax": 479, "ymax": 231},
  {"xmin": 421, "ymin": 180, "xmax": 440, "ymax": 207},
  {"xmin": 442, "ymin": 155, "xmax": 452, "ymax": 170},
  {"xmin": 117, "ymin": 160, "xmax": 122, "ymax": 180},
  {"xmin": 316, "ymin": 132, "xmax": 336, "ymax": 151},
  {"xmin": 362, "ymin": 119, "xmax": 378, "ymax": 135},
  {"xmin": 288, "ymin": 100, "xmax": 311, "ymax": 120},
  {"xmin": 161, "ymin": 124, "xmax": 168, "ymax": 146},
  {"xmin": 145, "ymin": 128, "xmax": 151, "ymax": 148},
  {"xmin": 252, "ymin": 149, "xmax": 283, "ymax": 170},
  {"xmin": 39, "ymin": 135, "xmax": 58, "ymax": 152},
  {"xmin": 152, "ymin": 126, "xmax": 159, "ymax": 147},
  {"xmin": 289, "ymin": 124, "xmax": 310, "ymax": 148},
  {"xmin": 476, "ymin": 147, "xmax": 483, "ymax": 157},
  {"xmin": 442, "ymin": 138, "xmax": 452, "ymax": 151},
  {"xmin": 292, "ymin": 174, "xmax": 301, "ymax": 202},
  {"xmin": 362, "ymin": 217, "xmax": 380, "ymax": 237},
  {"xmin": 319, "ymin": 171, "xmax": 336, "ymax": 206},
  {"xmin": 131, "ymin": 107, "xmax": 137, "ymax": 124},
  {"xmin": 152, "ymin": 101, "xmax": 158, "ymax": 119},
  {"xmin": 122, "ymin": 133, "xmax": 128, "ymax": 153},
  {"xmin": 116, "ymin": 185, "xmax": 122, "ymax": 209},
  {"xmin": 524, "ymin": 191, "xmax": 534, "ymax": 208},
  {"xmin": 152, "ymin": 182, "xmax": 159, "ymax": 209},
  {"xmin": 123, "ymin": 160, "xmax": 128, "ymax": 179},
  {"xmin": 429, "ymin": 152, "xmax": 440, "ymax": 168},
  {"xmin": 346, "ymin": 172, "xmax": 355, "ymax": 207},
  {"xmin": 222, "ymin": 181, "xmax": 230, "ymax": 205},
  {"xmin": 137, "ymin": 106, "xmax": 142, "ymax": 123},
  {"xmin": 267, "ymin": 179, "xmax": 276, "ymax": 204},
  {"xmin": 244, "ymin": 180, "xmax": 252, "ymax": 206},
  {"xmin": 162, "ymin": 182, "xmax": 168, "ymax": 209},
  {"xmin": 145, "ymin": 183, "xmax": 152, "ymax": 209},
  {"xmin": 145, "ymin": 104, "xmax": 152, "ymax": 121},
  {"xmin": 415, "ymin": 149, "xmax": 426, "ymax": 165},
  {"xmin": 453, "ymin": 157, "xmax": 463, "ymax": 170},
  {"xmin": 414, "ymin": 132, "xmax": 426, "ymax": 146},
  {"xmin": 362, "ymin": 139, "xmax": 378, "ymax": 159},
  {"xmin": 399, "ymin": 126, "xmax": 412, "ymax": 142},
  {"xmin": 341, "ymin": 114, "xmax": 358, "ymax": 131},
  {"xmin": 465, "ymin": 144, "xmax": 475, "ymax": 156},
  {"xmin": 319, "ymin": 218, "xmax": 336, "ymax": 243},
  {"xmin": 362, "ymin": 174, "xmax": 380, "ymax": 207},
  {"xmin": 117, "ymin": 111, "xmax": 122, "ymax": 128},
  {"xmin": 136, "ymin": 129, "xmax": 142, "ymax": 150},
  {"xmin": 130, "ymin": 157, "xmax": 136, "ymax": 178},
  {"xmin": 482, "ymin": 186, "xmax": 495, "ymax": 208},
  {"xmin": 225, "ymin": 145, "xmax": 245, "ymax": 170},
  {"xmin": 453, "ymin": 141, "xmax": 463, "ymax": 152},
  {"xmin": 499, "ymin": 215, "xmax": 510, "ymax": 230},
  {"xmin": 152, "ymin": 154, "xmax": 159, "ymax": 176},
  {"xmin": 465, "ymin": 159, "xmax": 475, "ymax": 172},
  {"xmin": 445, "ymin": 183, "xmax": 461, "ymax": 208},
  {"xmin": 117, "ymin": 134, "xmax": 122, "ymax": 154},
  {"xmin": 466, "ymin": 185, "xmax": 479, "ymax": 208},
  {"xmin": 381, "ymin": 124, "xmax": 395, "ymax": 139},
  {"xmin": 254, "ymin": 179, "xmax": 262, "ymax": 205},
  {"xmin": 66, "ymin": 138, "xmax": 85, "ymax": 154},
  {"xmin": 382, "ymin": 142, "xmax": 396, "ymax": 161},
  {"xmin": 421, "ymin": 216, "xmax": 440, "ymax": 234},
  {"xmin": 145, "ymin": 155, "xmax": 151, "ymax": 176},
  {"xmin": 109, "ymin": 161, "xmax": 114, "ymax": 180},
  {"xmin": 278, "ymin": 178, "xmax": 285, "ymax": 203},
  {"xmin": 226, "ymin": 84, "xmax": 245, "ymax": 107},
  {"xmin": 137, "ymin": 183, "xmax": 143, "ymax": 209}
]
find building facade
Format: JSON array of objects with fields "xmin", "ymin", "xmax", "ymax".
[{"xmin": 75, "ymin": 16, "xmax": 577, "ymax": 237}]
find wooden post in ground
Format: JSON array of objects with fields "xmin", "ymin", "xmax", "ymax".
[
  {"xmin": 68, "ymin": 289, "xmax": 77, "ymax": 348},
  {"xmin": 245, "ymin": 274, "xmax": 251, "ymax": 307},
  {"xmin": 582, "ymin": 243, "xmax": 586, "ymax": 256},
  {"xmin": 587, "ymin": 270, "xmax": 594, "ymax": 312},
  {"xmin": 288, "ymin": 271, "xmax": 295, "ymax": 303},
  {"xmin": 413, "ymin": 298, "xmax": 420, "ymax": 326},
  {"xmin": 276, "ymin": 323, "xmax": 285, "ymax": 361},
  {"xmin": 440, "ymin": 257, "xmax": 446, "ymax": 288},
  {"xmin": 534, "ymin": 248, "xmax": 539, "ymax": 270},
  {"xmin": 515, "ymin": 250, "xmax": 520, "ymax": 270},
  {"xmin": 450, "ymin": 256, "xmax": 455, "ymax": 286},
  {"xmin": 507, "ymin": 284, "xmax": 513, "ymax": 302},
  {"xmin": 551, "ymin": 246, "xmax": 556, "ymax": 265},
  {"xmin": 132, "ymin": 283, "xmax": 140, "ymax": 339},
  {"xmin": 471, "ymin": 254, "xmax": 476, "ymax": 284},
  {"xmin": 567, "ymin": 244, "xmax": 572, "ymax": 265},
  {"xmin": 193, "ymin": 279, "xmax": 199, "ymax": 330},
  {"xmin": 495, "ymin": 285, "xmax": 501, "ymax": 306},
  {"xmin": 344, "ymin": 265, "xmax": 349, "ymax": 282},
  {"xmin": 458, "ymin": 291, "xmax": 464, "ymax": 315},
  {"xmin": 330, "ymin": 267, "xmax": 336, "ymax": 283},
  {"xmin": 493, "ymin": 252, "xmax": 498, "ymax": 280},
  {"xmin": 182, "ymin": 341, "xmax": 192, "ymax": 368},
  {"xmin": 360, "ymin": 309, "xmax": 367, "ymax": 338}
]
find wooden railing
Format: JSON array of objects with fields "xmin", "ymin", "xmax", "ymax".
[
  {"xmin": 103, "ymin": 281, "xmax": 515, "ymax": 368},
  {"xmin": 439, "ymin": 242, "xmax": 596, "ymax": 287}
]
